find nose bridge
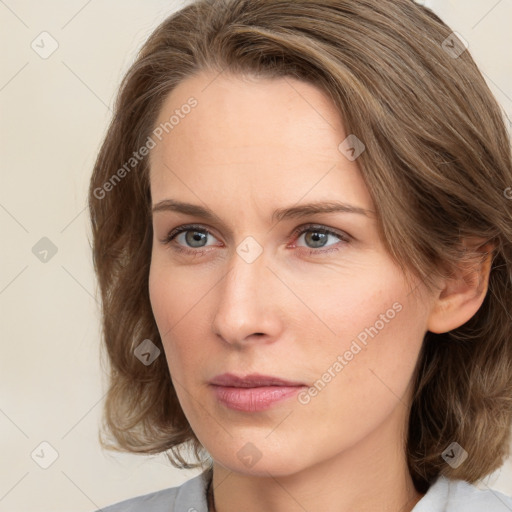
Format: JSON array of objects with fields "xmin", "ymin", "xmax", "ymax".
[{"xmin": 212, "ymin": 243, "xmax": 280, "ymax": 344}]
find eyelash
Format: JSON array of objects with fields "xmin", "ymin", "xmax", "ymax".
[{"xmin": 160, "ymin": 223, "xmax": 351, "ymax": 257}]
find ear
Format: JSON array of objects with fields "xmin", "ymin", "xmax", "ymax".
[{"xmin": 427, "ymin": 238, "xmax": 495, "ymax": 334}]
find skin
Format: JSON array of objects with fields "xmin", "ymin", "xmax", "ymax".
[{"xmin": 148, "ymin": 70, "xmax": 492, "ymax": 512}]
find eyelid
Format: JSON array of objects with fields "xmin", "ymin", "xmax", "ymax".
[
  {"xmin": 163, "ymin": 223, "xmax": 218, "ymax": 243},
  {"xmin": 161, "ymin": 223, "xmax": 350, "ymax": 243},
  {"xmin": 289, "ymin": 223, "xmax": 352, "ymax": 244}
]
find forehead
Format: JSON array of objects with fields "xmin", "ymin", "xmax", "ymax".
[
  {"xmin": 149, "ymin": 70, "xmax": 373, "ymax": 213},
  {"xmin": 153, "ymin": 70, "xmax": 343, "ymax": 144}
]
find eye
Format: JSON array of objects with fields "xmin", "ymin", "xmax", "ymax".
[
  {"xmin": 291, "ymin": 224, "xmax": 350, "ymax": 254},
  {"xmin": 161, "ymin": 224, "xmax": 221, "ymax": 255},
  {"xmin": 160, "ymin": 223, "xmax": 351, "ymax": 256}
]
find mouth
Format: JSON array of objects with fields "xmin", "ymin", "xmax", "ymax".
[{"xmin": 209, "ymin": 373, "xmax": 307, "ymax": 412}]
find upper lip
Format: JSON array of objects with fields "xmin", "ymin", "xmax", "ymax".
[{"xmin": 210, "ymin": 373, "xmax": 306, "ymax": 388}]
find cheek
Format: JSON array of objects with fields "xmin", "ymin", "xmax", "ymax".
[
  {"xmin": 297, "ymin": 261, "xmax": 427, "ymax": 415},
  {"xmin": 295, "ymin": 258, "xmax": 414, "ymax": 353},
  {"xmin": 148, "ymin": 255, "xmax": 213, "ymax": 377},
  {"xmin": 148, "ymin": 257, "xmax": 189, "ymax": 374},
  {"xmin": 148, "ymin": 250, "xmax": 209, "ymax": 335},
  {"xmin": 148, "ymin": 260, "xmax": 173, "ymax": 334},
  {"xmin": 305, "ymin": 287, "xmax": 426, "ymax": 430}
]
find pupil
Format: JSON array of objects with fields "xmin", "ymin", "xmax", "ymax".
[
  {"xmin": 306, "ymin": 231, "xmax": 327, "ymax": 248},
  {"xmin": 186, "ymin": 230, "xmax": 207, "ymax": 247}
]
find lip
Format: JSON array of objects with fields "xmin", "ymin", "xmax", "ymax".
[
  {"xmin": 209, "ymin": 373, "xmax": 306, "ymax": 387},
  {"xmin": 209, "ymin": 373, "xmax": 307, "ymax": 412}
]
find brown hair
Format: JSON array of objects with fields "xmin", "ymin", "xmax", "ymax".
[{"xmin": 88, "ymin": 0, "xmax": 512, "ymax": 493}]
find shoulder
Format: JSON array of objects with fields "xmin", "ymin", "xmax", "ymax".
[
  {"xmin": 94, "ymin": 470, "xmax": 210, "ymax": 512},
  {"xmin": 414, "ymin": 475, "xmax": 512, "ymax": 512}
]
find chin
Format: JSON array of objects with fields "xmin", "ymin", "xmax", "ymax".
[
  {"xmin": 210, "ymin": 443, "xmax": 310, "ymax": 478},
  {"xmin": 221, "ymin": 459, "xmax": 302, "ymax": 478}
]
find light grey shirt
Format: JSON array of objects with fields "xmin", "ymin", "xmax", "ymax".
[{"xmin": 95, "ymin": 470, "xmax": 512, "ymax": 511}]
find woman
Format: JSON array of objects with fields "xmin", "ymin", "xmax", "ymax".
[{"xmin": 89, "ymin": 0, "xmax": 512, "ymax": 510}]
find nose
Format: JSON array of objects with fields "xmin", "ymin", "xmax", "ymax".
[{"xmin": 211, "ymin": 246, "xmax": 284, "ymax": 347}]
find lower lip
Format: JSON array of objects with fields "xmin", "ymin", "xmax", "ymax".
[{"xmin": 211, "ymin": 385, "xmax": 305, "ymax": 412}]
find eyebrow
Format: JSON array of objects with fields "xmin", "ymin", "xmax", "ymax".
[{"xmin": 152, "ymin": 199, "xmax": 375, "ymax": 224}]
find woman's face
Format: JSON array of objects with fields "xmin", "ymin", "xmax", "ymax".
[{"xmin": 148, "ymin": 70, "xmax": 433, "ymax": 476}]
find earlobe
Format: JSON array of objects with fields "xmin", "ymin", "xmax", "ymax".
[{"xmin": 427, "ymin": 240, "xmax": 495, "ymax": 334}]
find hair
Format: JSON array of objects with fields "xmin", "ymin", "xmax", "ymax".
[{"xmin": 88, "ymin": 0, "xmax": 512, "ymax": 494}]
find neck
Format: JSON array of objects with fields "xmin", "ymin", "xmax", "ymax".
[{"xmin": 209, "ymin": 405, "xmax": 423, "ymax": 512}]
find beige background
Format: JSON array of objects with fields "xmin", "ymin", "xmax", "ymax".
[{"xmin": 0, "ymin": 1, "xmax": 511, "ymax": 510}]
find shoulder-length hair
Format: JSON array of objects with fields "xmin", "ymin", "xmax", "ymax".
[{"xmin": 88, "ymin": 0, "xmax": 512, "ymax": 493}]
